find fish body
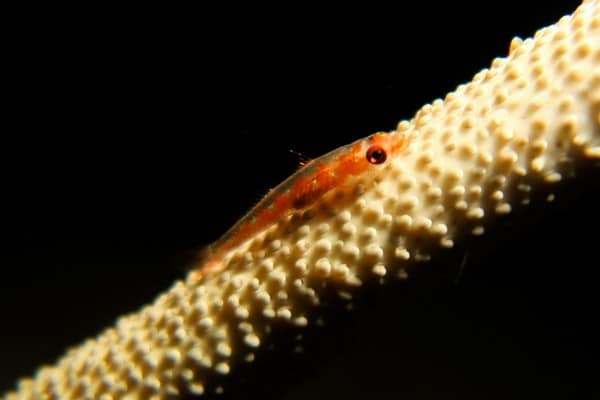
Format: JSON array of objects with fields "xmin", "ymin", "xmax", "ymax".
[{"xmin": 194, "ymin": 131, "xmax": 408, "ymax": 278}]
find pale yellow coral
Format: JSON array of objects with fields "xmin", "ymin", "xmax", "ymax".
[{"xmin": 4, "ymin": 1, "xmax": 600, "ymax": 399}]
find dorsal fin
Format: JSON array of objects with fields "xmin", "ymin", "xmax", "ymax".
[{"xmin": 288, "ymin": 148, "xmax": 312, "ymax": 168}]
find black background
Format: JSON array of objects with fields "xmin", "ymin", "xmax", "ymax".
[{"xmin": 2, "ymin": 1, "xmax": 599, "ymax": 398}]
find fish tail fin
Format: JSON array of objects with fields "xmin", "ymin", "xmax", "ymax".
[{"xmin": 188, "ymin": 244, "xmax": 222, "ymax": 281}]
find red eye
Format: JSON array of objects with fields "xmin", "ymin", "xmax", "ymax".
[{"xmin": 366, "ymin": 145, "xmax": 387, "ymax": 164}]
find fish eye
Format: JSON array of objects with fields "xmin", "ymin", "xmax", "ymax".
[{"xmin": 366, "ymin": 145, "xmax": 387, "ymax": 164}]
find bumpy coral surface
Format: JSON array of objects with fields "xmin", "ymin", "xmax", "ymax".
[{"xmin": 5, "ymin": 1, "xmax": 599, "ymax": 399}]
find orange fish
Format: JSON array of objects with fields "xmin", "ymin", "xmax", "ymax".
[{"xmin": 193, "ymin": 131, "xmax": 409, "ymax": 279}]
